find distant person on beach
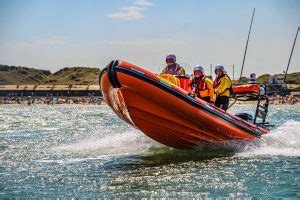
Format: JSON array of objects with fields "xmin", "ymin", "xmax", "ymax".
[
  {"xmin": 213, "ymin": 65, "xmax": 232, "ymax": 111},
  {"xmin": 249, "ymin": 73, "xmax": 256, "ymax": 83},
  {"xmin": 161, "ymin": 54, "xmax": 185, "ymax": 76},
  {"xmin": 190, "ymin": 65, "xmax": 214, "ymax": 103}
]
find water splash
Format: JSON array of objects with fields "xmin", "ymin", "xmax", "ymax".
[
  {"xmin": 55, "ymin": 129, "xmax": 162, "ymax": 156},
  {"xmin": 237, "ymin": 120, "xmax": 300, "ymax": 157},
  {"xmin": 54, "ymin": 120, "xmax": 300, "ymax": 158}
]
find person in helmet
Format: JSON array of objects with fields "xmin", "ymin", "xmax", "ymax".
[
  {"xmin": 190, "ymin": 65, "xmax": 214, "ymax": 103},
  {"xmin": 249, "ymin": 73, "xmax": 256, "ymax": 83},
  {"xmin": 161, "ymin": 54, "xmax": 185, "ymax": 76},
  {"xmin": 213, "ymin": 65, "xmax": 232, "ymax": 111}
]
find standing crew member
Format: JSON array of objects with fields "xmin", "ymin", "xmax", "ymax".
[
  {"xmin": 190, "ymin": 65, "xmax": 214, "ymax": 103},
  {"xmin": 213, "ymin": 65, "xmax": 232, "ymax": 110},
  {"xmin": 161, "ymin": 54, "xmax": 185, "ymax": 76}
]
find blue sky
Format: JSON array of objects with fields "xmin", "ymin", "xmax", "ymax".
[{"xmin": 0, "ymin": 0, "xmax": 299, "ymax": 77}]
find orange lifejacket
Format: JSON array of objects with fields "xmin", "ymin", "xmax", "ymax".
[
  {"xmin": 191, "ymin": 76, "xmax": 207, "ymax": 95},
  {"xmin": 191, "ymin": 76, "xmax": 214, "ymax": 101}
]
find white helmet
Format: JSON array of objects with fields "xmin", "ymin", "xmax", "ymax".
[
  {"xmin": 193, "ymin": 65, "xmax": 204, "ymax": 73},
  {"xmin": 166, "ymin": 54, "xmax": 176, "ymax": 62}
]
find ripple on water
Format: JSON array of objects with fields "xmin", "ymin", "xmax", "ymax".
[{"xmin": 0, "ymin": 104, "xmax": 299, "ymax": 198}]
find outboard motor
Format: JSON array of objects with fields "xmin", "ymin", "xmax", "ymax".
[{"xmin": 235, "ymin": 113, "xmax": 253, "ymax": 122}]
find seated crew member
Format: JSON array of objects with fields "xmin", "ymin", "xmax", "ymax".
[
  {"xmin": 161, "ymin": 54, "xmax": 185, "ymax": 76},
  {"xmin": 190, "ymin": 65, "xmax": 214, "ymax": 103},
  {"xmin": 213, "ymin": 65, "xmax": 232, "ymax": 111}
]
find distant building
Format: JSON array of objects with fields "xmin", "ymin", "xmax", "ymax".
[
  {"xmin": 291, "ymin": 92, "xmax": 300, "ymax": 97},
  {"xmin": 268, "ymin": 74, "xmax": 285, "ymax": 84}
]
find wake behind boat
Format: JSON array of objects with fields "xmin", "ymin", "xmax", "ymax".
[{"xmin": 99, "ymin": 60, "xmax": 270, "ymax": 149}]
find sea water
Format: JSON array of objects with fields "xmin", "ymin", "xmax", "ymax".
[{"xmin": 0, "ymin": 104, "xmax": 299, "ymax": 198}]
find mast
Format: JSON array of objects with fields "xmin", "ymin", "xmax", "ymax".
[
  {"xmin": 232, "ymin": 64, "xmax": 235, "ymax": 81},
  {"xmin": 284, "ymin": 26, "xmax": 300, "ymax": 83},
  {"xmin": 239, "ymin": 8, "xmax": 255, "ymax": 83}
]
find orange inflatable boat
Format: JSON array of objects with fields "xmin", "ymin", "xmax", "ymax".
[{"xmin": 99, "ymin": 60, "xmax": 269, "ymax": 149}]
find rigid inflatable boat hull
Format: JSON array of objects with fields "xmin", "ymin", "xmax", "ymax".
[{"xmin": 100, "ymin": 61, "xmax": 268, "ymax": 149}]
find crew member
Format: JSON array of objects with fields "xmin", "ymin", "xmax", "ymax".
[
  {"xmin": 161, "ymin": 54, "xmax": 185, "ymax": 76},
  {"xmin": 213, "ymin": 65, "xmax": 232, "ymax": 110},
  {"xmin": 190, "ymin": 65, "xmax": 214, "ymax": 103}
]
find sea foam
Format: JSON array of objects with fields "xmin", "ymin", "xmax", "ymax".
[{"xmin": 237, "ymin": 120, "xmax": 300, "ymax": 157}]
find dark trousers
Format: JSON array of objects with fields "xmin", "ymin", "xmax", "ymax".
[
  {"xmin": 215, "ymin": 96, "xmax": 229, "ymax": 111},
  {"xmin": 200, "ymin": 96, "xmax": 211, "ymax": 103}
]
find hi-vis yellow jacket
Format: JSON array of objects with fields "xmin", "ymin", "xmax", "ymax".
[{"xmin": 213, "ymin": 75, "xmax": 232, "ymax": 97}]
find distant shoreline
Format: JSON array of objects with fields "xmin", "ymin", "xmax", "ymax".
[
  {"xmin": 1, "ymin": 96, "xmax": 299, "ymax": 106},
  {"xmin": 0, "ymin": 96, "xmax": 104, "ymax": 105},
  {"xmin": 1, "ymin": 64, "xmax": 300, "ymax": 85}
]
